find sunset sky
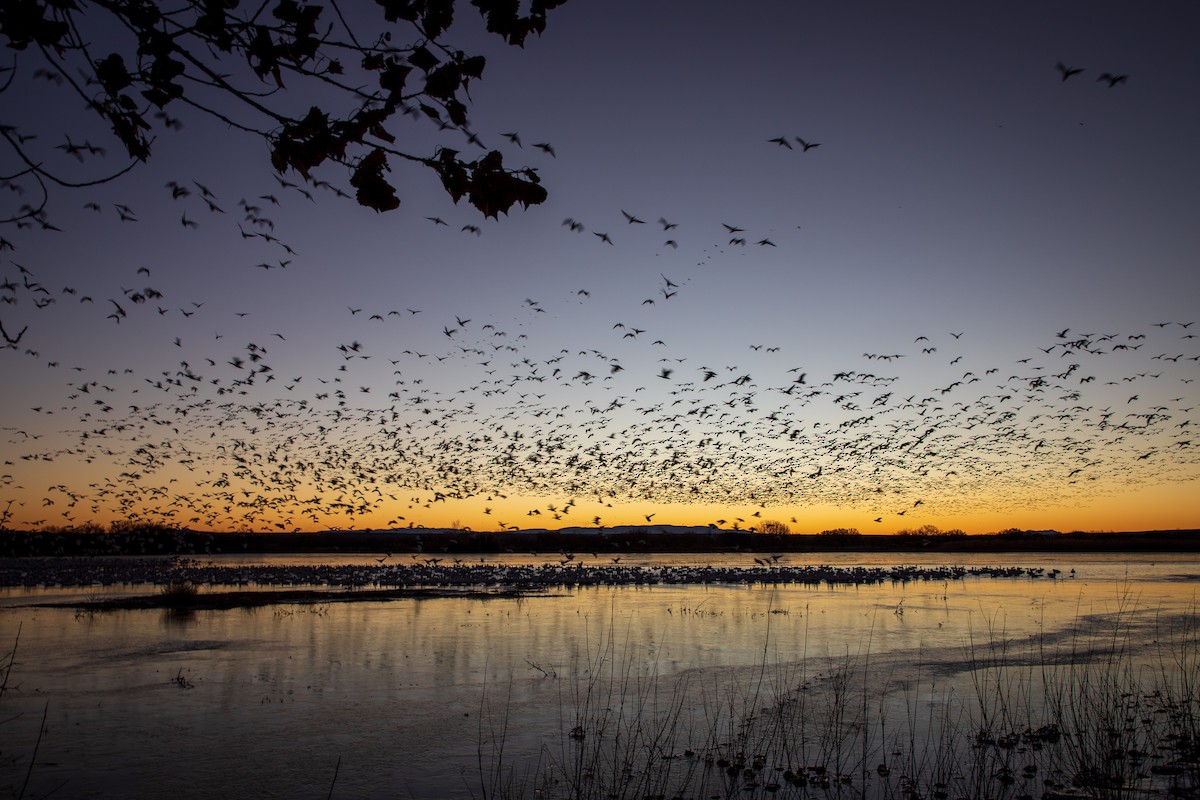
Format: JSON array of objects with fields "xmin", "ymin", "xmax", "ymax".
[{"xmin": 1, "ymin": 1, "xmax": 1197, "ymax": 534}]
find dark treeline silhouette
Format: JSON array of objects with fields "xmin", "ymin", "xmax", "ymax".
[{"xmin": 2, "ymin": 523, "xmax": 1199, "ymax": 558}]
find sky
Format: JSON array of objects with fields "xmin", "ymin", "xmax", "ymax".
[{"xmin": 1, "ymin": 1, "xmax": 1198, "ymax": 534}]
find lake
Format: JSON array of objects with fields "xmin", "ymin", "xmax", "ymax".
[{"xmin": 1, "ymin": 552, "xmax": 1197, "ymax": 799}]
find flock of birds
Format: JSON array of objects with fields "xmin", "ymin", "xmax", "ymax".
[
  {"xmin": 1, "ymin": 60, "xmax": 1197, "ymax": 535},
  {"xmin": 0, "ymin": 556, "xmax": 1046, "ymax": 591}
]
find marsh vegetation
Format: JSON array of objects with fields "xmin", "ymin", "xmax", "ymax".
[{"xmin": 476, "ymin": 604, "xmax": 1199, "ymax": 800}]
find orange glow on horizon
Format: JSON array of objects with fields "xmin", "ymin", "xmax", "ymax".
[{"xmin": 8, "ymin": 477, "xmax": 1196, "ymax": 535}]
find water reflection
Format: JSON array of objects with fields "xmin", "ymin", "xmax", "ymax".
[{"xmin": 0, "ymin": 555, "xmax": 1196, "ymax": 798}]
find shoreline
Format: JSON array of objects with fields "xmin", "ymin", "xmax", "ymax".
[{"xmin": 26, "ymin": 585, "xmax": 543, "ymax": 611}]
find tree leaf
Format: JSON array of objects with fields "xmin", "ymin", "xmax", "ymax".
[
  {"xmin": 350, "ymin": 148, "xmax": 401, "ymax": 212},
  {"xmin": 94, "ymin": 53, "xmax": 133, "ymax": 95},
  {"xmin": 408, "ymin": 45, "xmax": 439, "ymax": 73}
]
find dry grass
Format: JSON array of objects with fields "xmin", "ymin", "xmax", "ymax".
[
  {"xmin": 158, "ymin": 578, "xmax": 201, "ymax": 604},
  {"xmin": 476, "ymin": 605, "xmax": 1200, "ymax": 800}
]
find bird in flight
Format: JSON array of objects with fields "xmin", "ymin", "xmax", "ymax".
[
  {"xmin": 1055, "ymin": 61, "xmax": 1084, "ymax": 81},
  {"xmin": 1097, "ymin": 72, "xmax": 1128, "ymax": 87},
  {"xmin": 796, "ymin": 137, "xmax": 821, "ymax": 152}
]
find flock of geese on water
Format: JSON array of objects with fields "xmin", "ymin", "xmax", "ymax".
[
  {"xmin": 0, "ymin": 61, "xmax": 1197, "ymax": 535},
  {"xmin": 0, "ymin": 556, "xmax": 1051, "ymax": 591}
]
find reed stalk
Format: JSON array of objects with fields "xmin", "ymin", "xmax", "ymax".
[{"xmin": 477, "ymin": 601, "xmax": 1200, "ymax": 800}]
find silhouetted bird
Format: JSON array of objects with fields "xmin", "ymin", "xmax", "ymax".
[{"xmin": 1055, "ymin": 61, "xmax": 1084, "ymax": 81}]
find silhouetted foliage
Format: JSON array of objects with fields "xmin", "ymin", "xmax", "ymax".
[
  {"xmin": 0, "ymin": 0, "xmax": 564, "ymax": 226},
  {"xmin": 758, "ymin": 519, "xmax": 790, "ymax": 535},
  {"xmin": 4, "ymin": 524, "xmax": 1200, "ymax": 558},
  {"xmin": 896, "ymin": 524, "xmax": 966, "ymax": 538},
  {"xmin": 159, "ymin": 579, "xmax": 200, "ymax": 604}
]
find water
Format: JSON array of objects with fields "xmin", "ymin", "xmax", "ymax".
[{"xmin": 1, "ymin": 553, "xmax": 1196, "ymax": 798}]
